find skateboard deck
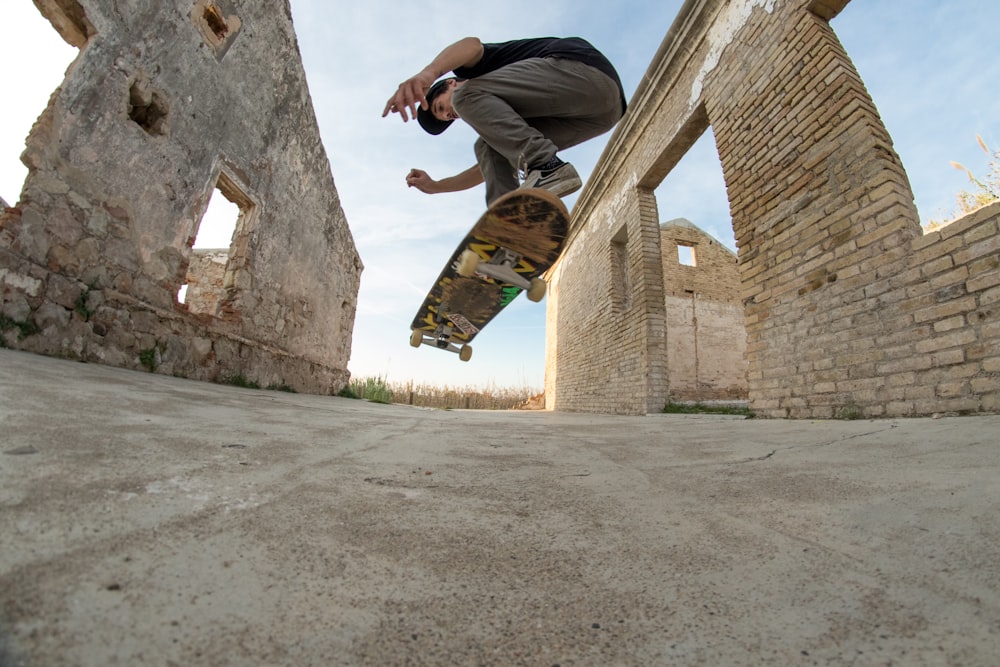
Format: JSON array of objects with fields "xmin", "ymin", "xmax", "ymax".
[{"xmin": 409, "ymin": 188, "xmax": 569, "ymax": 361}]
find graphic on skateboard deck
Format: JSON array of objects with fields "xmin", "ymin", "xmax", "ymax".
[{"xmin": 409, "ymin": 188, "xmax": 569, "ymax": 361}]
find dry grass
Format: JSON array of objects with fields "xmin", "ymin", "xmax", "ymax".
[
  {"xmin": 345, "ymin": 375, "xmax": 542, "ymax": 410},
  {"xmin": 926, "ymin": 135, "xmax": 999, "ymax": 230}
]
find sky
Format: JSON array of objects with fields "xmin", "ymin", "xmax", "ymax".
[{"xmin": 2, "ymin": 0, "xmax": 998, "ymax": 391}]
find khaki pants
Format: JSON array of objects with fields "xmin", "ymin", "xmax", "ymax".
[{"xmin": 452, "ymin": 57, "xmax": 623, "ymax": 204}]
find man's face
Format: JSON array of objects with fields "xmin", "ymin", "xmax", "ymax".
[{"xmin": 429, "ymin": 79, "xmax": 461, "ymax": 123}]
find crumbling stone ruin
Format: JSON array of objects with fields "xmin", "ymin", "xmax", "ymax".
[
  {"xmin": 0, "ymin": 0, "xmax": 361, "ymax": 393},
  {"xmin": 547, "ymin": 0, "xmax": 1000, "ymax": 417}
]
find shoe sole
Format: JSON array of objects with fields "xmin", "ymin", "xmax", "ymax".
[
  {"xmin": 521, "ymin": 172, "xmax": 582, "ymax": 198},
  {"xmin": 541, "ymin": 178, "xmax": 582, "ymax": 197}
]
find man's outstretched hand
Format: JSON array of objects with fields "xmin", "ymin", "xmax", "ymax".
[
  {"xmin": 405, "ymin": 166, "xmax": 484, "ymax": 195},
  {"xmin": 382, "ymin": 69, "xmax": 436, "ymax": 122},
  {"xmin": 406, "ymin": 169, "xmax": 439, "ymax": 193},
  {"xmin": 382, "ymin": 39, "xmax": 483, "ymax": 122}
]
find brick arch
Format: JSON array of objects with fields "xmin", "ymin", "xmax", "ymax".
[
  {"xmin": 702, "ymin": 1, "xmax": 923, "ymax": 416},
  {"xmin": 549, "ymin": 0, "xmax": 999, "ymax": 417}
]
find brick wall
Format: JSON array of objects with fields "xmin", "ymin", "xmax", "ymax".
[
  {"xmin": 705, "ymin": 0, "xmax": 920, "ymax": 417},
  {"xmin": 547, "ymin": 0, "xmax": 998, "ymax": 417},
  {"xmin": 660, "ymin": 220, "xmax": 747, "ymax": 401},
  {"xmin": 876, "ymin": 203, "xmax": 1000, "ymax": 416},
  {"xmin": 546, "ymin": 184, "xmax": 665, "ymax": 414}
]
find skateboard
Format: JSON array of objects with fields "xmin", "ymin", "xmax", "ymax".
[{"xmin": 409, "ymin": 188, "xmax": 569, "ymax": 361}]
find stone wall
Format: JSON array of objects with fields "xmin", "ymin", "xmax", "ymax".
[
  {"xmin": 0, "ymin": 0, "xmax": 361, "ymax": 394},
  {"xmin": 546, "ymin": 0, "xmax": 999, "ymax": 417},
  {"xmin": 183, "ymin": 249, "xmax": 228, "ymax": 317}
]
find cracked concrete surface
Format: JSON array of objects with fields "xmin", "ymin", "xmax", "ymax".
[{"xmin": 1, "ymin": 348, "xmax": 998, "ymax": 666}]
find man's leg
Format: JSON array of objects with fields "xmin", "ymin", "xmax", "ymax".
[
  {"xmin": 475, "ymin": 138, "xmax": 519, "ymax": 205},
  {"xmin": 453, "ymin": 57, "xmax": 622, "ymax": 200}
]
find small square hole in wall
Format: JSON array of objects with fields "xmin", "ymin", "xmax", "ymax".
[
  {"xmin": 203, "ymin": 4, "xmax": 229, "ymax": 40},
  {"xmin": 677, "ymin": 243, "xmax": 697, "ymax": 267},
  {"xmin": 128, "ymin": 79, "xmax": 168, "ymax": 136},
  {"xmin": 193, "ymin": 0, "xmax": 242, "ymax": 60}
]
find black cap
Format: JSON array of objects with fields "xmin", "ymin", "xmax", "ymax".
[{"xmin": 417, "ymin": 79, "xmax": 455, "ymax": 135}]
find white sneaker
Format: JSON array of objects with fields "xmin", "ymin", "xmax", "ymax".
[{"xmin": 520, "ymin": 159, "xmax": 582, "ymax": 197}]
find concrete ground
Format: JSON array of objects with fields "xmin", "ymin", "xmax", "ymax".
[{"xmin": 0, "ymin": 349, "xmax": 998, "ymax": 667}]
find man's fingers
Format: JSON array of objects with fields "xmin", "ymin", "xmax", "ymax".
[
  {"xmin": 383, "ymin": 76, "xmax": 431, "ymax": 122},
  {"xmin": 406, "ymin": 169, "xmax": 434, "ymax": 193},
  {"xmin": 382, "ymin": 96, "xmax": 410, "ymax": 122},
  {"xmin": 402, "ymin": 80, "xmax": 427, "ymax": 122}
]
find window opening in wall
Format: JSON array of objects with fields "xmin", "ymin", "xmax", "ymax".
[
  {"xmin": 194, "ymin": 189, "xmax": 240, "ymax": 250},
  {"xmin": 677, "ymin": 243, "xmax": 697, "ymax": 267},
  {"xmin": 1, "ymin": 5, "xmax": 79, "ymax": 206},
  {"xmin": 610, "ymin": 224, "xmax": 631, "ymax": 311},
  {"xmin": 178, "ymin": 183, "xmax": 243, "ymax": 309},
  {"xmin": 653, "ymin": 128, "xmax": 735, "ymax": 254},
  {"xmin": 203, "ymin": 4, "xmax": 230, "ymax": 40},
  {"xmin": 193, "ymin": 0, "xmax": 242, "ymax": 61}
]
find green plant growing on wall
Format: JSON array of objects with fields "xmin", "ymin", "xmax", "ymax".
[
  {"xmin": 74, "ymin": 282, "xmax": 98, "ymax": 320},
  {"xmin": 834, "ymin": 403, "xmax": 864, "ymax": 421},
  {"xmin": 927, "ymin": 135, "xmax": 999, "ymax": 230},
  {"xmin": 663, "ymin": 401, "xmax": 753, "ymax": 417},
  {"xmin": 138, "ymin": 348, "xmax": 158, "ymax": 372},
  {"xmin": 0, "ymin": 315, "xmax": 40, "ymax": 341},
  {"xmin": 223, "ymin": 374, "xmax": 260, "ymax": 389}
]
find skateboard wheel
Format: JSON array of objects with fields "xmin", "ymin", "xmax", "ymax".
[
  {"xmin": 409, "ymin": 330, "xmax": 423, "ymax": 348},
  {"xmin": 459, "ymin": 345, "xmax": 473, "ymax": 362},
  {"xmin": 527, "ymin": 277, "xmax": 547, "ymax": 302},
  {"xmin": 456, "ymin": 249, "xmax": 480, "ymax": 277}
]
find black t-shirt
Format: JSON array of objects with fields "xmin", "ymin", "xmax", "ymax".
[{"xmin": 454, "ymin": 37, "xmax": 627, "ymax": 114}]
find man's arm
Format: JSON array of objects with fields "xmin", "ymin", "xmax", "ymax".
[
  {"xmin": 383, "ymin": 37, "xmax": 484, "ymax": 122},
  {"xmin": 406, "ymin": 165, "xmax": 484, "ymax": 194}
]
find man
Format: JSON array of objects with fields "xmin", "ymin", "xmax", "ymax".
[{"xmin": 382, "ymin": 36, "xmax": 627, "ymax": 205}]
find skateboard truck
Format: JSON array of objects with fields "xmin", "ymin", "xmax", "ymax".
[
  {"xmin": 457, "ymin": 248, "xmax": 547, "ymax": 302},
  {"xmin": 409, "ymin": 324, "xmax": 473, "ymax": 362}
]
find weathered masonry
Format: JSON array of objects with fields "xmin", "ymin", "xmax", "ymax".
[
  {"xmin": 0, "ymin": 0, "xmax": 361, "ymax": 393},
  {"xmin": 547, "ymin": 0, "xmax": 1000, "ymax": 417},
  {"xmin": 660, "ymin": 219, "xmax": 747, "ymax": 402}
]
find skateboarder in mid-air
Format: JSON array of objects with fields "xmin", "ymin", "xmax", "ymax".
[{"xmin": 382, "ymin": 36, "xmax": 627, "ymax": 205}]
